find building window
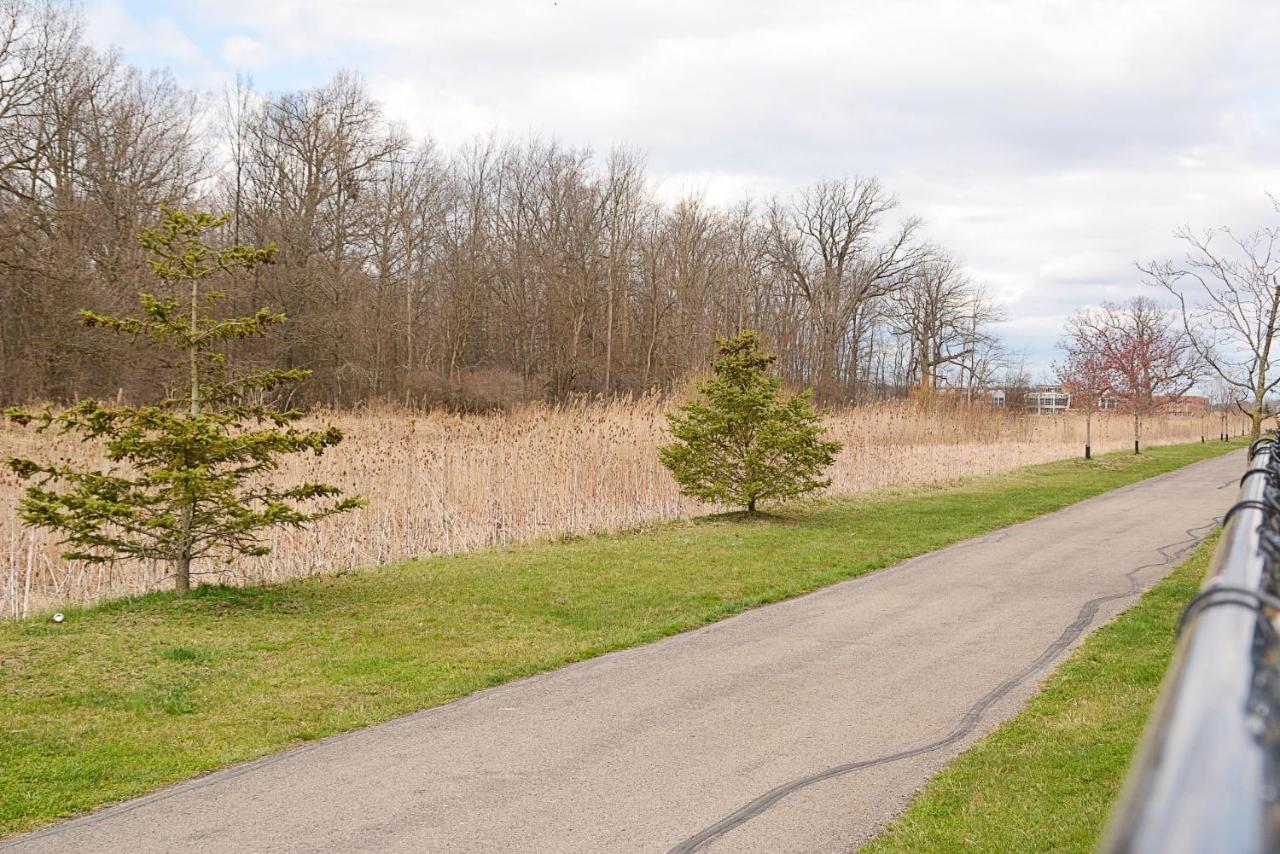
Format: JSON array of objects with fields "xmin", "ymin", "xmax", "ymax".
[{"xmin": 1025, "ymin": 389, "xmax": 1070, "ymax": 414}]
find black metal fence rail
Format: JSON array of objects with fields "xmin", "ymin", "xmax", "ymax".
[{"xmin": 1103, "ymin": 438, "xmax": 1280, "ymax": 853}]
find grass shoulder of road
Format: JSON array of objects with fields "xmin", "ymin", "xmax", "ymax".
[
  {"xmin": 0, "ymin": 439, "xmax": 1243, "ymax": 838},
  {"xmin": 862, "ymin": 529, "xmax": 1219, "ymax": 854}
]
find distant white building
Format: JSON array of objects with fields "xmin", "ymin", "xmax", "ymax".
[
  {"xmin": 990, "ymin": 384, "xmax": 1205, "ymax": 416},
  {"xmin": 1025, "ymin": 386, "xmax": 1070, "ymax": 415}
]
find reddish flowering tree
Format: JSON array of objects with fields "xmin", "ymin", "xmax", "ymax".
[
  {"xmin": 1054, "ymin": 342, "xmax": 1111, "ymax": 459},
  {"xmin": 1062, "ymin": 297, "xmax": 1202, "ymax": 454}
]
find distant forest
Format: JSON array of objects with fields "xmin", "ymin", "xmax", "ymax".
[{"xmin": 0, "ymin": 1, "xmax": 1012, "ymax": 408}]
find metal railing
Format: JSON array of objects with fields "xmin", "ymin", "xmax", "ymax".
[{"xmin": 1102, "ymin": 437, "xmax": 1280, "ymax": 853}]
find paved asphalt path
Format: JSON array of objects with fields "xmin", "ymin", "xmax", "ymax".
[{"xmin": 5, "ymin": 450, "xmax": 1244, "ymax": 853}]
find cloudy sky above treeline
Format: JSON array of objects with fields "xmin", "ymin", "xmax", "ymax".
[{"xmin": 85, "ymin": 0, "xmax": 1280, "ymax": 375}]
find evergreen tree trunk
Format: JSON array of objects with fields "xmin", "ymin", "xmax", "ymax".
[
  {"xmin": 175, "ymin": 509, "xmax": 192, "ymax": 595},
  {"xmin": 175, "ymin": 274, "xmax": 200, "ymax": 595}
]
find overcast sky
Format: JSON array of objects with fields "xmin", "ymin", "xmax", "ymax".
[{"xmin": 83, "ymin": 0, "xmax": 1280, "ymax": 376}]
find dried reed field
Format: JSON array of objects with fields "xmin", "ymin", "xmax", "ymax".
[{"xmin": 1, "ymin": 399, "xmax": 1221, "ymax": 616}]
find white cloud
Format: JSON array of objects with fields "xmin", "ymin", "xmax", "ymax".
[
  {"xmin": 220, "ymin": 34, "xmax": 269, "ymax": 70},
  {"xmin": 85, "ymin": 0, "xmax": 223, "ymax": 87}
]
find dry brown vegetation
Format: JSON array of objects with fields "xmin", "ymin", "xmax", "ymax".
[{"xmin": 1, "ymin": 398, "xmax": 1225, "ymax": 616}]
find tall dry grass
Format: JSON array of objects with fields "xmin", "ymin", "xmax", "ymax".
[{"xmin": 1, "ymin": 397, "xmax": 1226, "ymax": 615}]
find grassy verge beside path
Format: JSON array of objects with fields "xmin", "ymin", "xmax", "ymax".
[
  {"xmin": 862, "ymin": 530, "xmax": 1219, "ymax": 854},
  {"xmin": 0, "ymin": 439, "xmax": 1242, "ymax": 837}
]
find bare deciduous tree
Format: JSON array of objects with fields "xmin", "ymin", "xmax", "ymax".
[
  {"xmin": 1054, "ymin": 333, "xmax": 1112, "ymax": 458},
  {"xmin": 889, "ymin": 252, "xmax": 1005, "ymax": 394},
  {"xmin": 1064, "ymin": 297, "xmax": 1202, "ymax": 453},
  {"xmin": 764, "ymin": 177, "xmax": 925, "ymax": 400},
  {"xmin": 1140, "ymin": 204, "xmax": 1280, "ymax": 439}
]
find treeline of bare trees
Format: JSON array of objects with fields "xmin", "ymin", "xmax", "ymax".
[{"xmin": 0, "ymin": 1, "xmax": 1008, "ymax": 408}]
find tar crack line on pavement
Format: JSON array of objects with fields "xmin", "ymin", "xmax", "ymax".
[{"xmin": 667, "ymin": 517, "xmax": 1221, "ymax": 853}]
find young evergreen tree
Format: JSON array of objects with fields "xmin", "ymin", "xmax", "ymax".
[
  {"xmin": 660, "ymin": 330, "xmax": 842, "ymax": 513},
  {"xmin": 4, "ymin": 208, "xmax": 363, "ymax": 595}
]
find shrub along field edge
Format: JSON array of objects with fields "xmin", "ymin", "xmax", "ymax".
[{"xmin": 0, "ymin": 438, "xmax": 1243, "ymax": 838}]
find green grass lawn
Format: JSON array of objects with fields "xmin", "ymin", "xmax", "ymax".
[
  {"xmin": 862, "ymin": 529, "xmax": 1219, "ymax": 854},
  {"xmin": 0, "ymin": 439, "xmax": 1241, "ymax": 838}
]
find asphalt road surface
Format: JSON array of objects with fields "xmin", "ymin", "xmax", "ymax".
[{"xmin": 5, "ymin": 450, "xmax": 1244, "ymax": 853}]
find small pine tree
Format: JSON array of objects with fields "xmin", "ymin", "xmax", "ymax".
[
  {"xmin": 4, "ymin": 208, "xmax": 363, "ymax": 595},
  {"xmin": 660, "ymin": 331, "xmax": 842, "ymax": 513}
]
